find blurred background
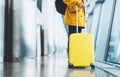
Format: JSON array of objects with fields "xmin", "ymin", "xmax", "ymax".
[{"xmin": 0, "ymin": 0, "xmax": 120, "ymax": 77}]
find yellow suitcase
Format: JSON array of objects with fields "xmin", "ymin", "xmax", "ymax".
[{"xmin": 68, "ymin": 33, "xmax": 95, "ymax": 68}]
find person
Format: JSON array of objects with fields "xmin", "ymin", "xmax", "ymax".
[{"xmin": 63, "ymin": 0, "xmax": 86, "ymax": 56}]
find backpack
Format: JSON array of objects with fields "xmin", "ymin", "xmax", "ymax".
[{"xmin": 55, "ymin": 0, "xmax": 67, "ymax": 15}]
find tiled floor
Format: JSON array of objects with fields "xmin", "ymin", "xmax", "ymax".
[{"xmin": 0, "ymin": 54, "xmax": 117, "ymax": 77}]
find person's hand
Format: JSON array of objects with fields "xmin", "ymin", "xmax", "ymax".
[{"xmin": 78, "ymin": 3, "xmax": 85, "ymax": 8}]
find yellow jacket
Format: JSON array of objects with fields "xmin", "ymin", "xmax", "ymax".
[{"xmin": 63, "ymin": 0, "xmax": 86, "ymax": 28}]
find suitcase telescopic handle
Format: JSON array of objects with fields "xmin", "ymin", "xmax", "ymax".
[
  {"xmin": 76, "ymin": 6, "xmax": 79, "ymax": 33},
  {"xmin": 76, "ymin": 0, "xmax": 85, "ymax": 33}
]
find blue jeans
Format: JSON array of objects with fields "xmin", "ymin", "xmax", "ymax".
[{"xmin": 68, "ymin": 26, "xmax": 82, "ymax": 35}]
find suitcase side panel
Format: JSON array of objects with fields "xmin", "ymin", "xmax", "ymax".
[{"xmin": 69, "ymin": 33, "xmax": 94, "ymax": 66}]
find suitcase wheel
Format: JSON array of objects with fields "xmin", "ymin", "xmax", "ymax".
[
  {"xmin": 68, "ymin": 63, "xmax": 73, "ymax": 69},
  {"xmin": 90, "ymin": 64, "xmax": 95, "ymax": 69}
]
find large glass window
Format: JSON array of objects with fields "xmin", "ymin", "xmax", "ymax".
[
  {"xmin": 106, "ymin": 0, "xmax": 120, "ymax": 64},
  {"xmin": 0, "ymin": 0, "xmax": 4, "ymax": 62}
]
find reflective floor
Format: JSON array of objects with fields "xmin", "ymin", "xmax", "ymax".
[{"xmin": 0, "ymin": 54, "xmax": 117, "ymax": 77}]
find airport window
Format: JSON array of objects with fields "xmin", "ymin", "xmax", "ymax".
[
  {"xmin": 96, "ymin": 0, "xmax": 105, "ymax": 3},
  {"xmin": 106, "ymin": 0, "xmax": 120, "ymax": 64},
  {"xmin": 107, "ymin": 25, "xmax": 120, "ymax": 63},
  {"xmin": 0, "ymin": 0, "xmax": 4, "ymax": 62}
]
